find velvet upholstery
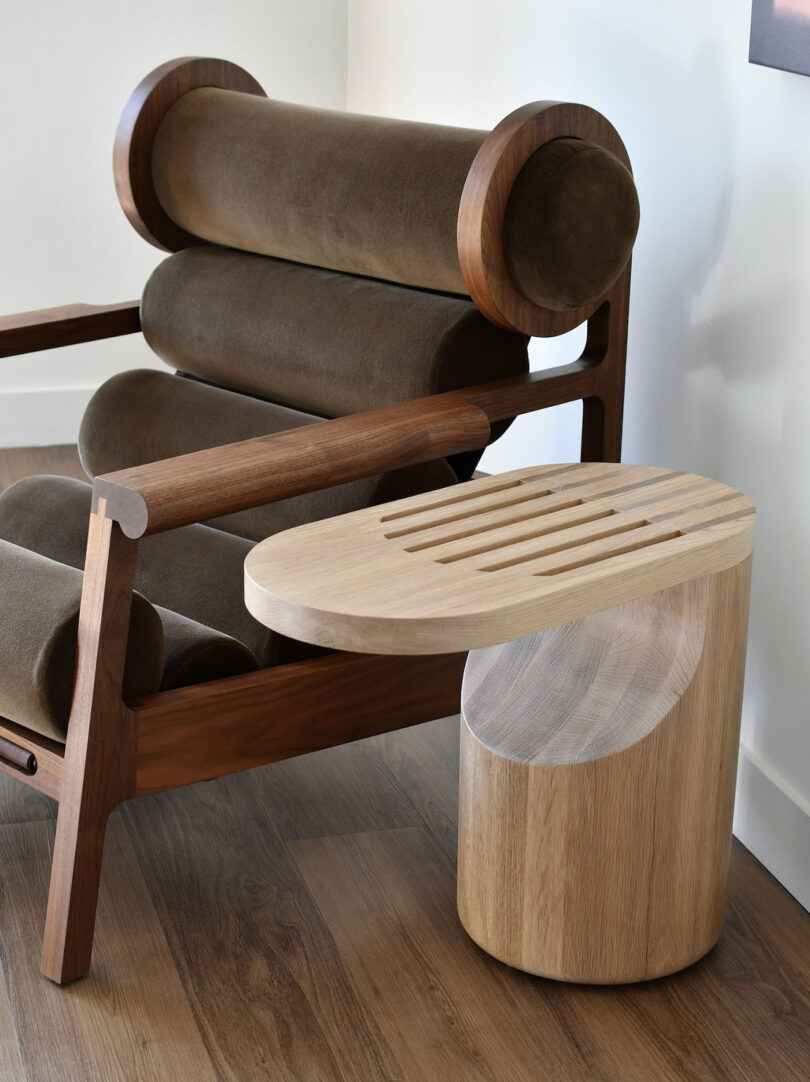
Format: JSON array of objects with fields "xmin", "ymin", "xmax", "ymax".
[
  {"xmin": 141, "ymin": 247, "xmax": 530, "ymax": 418},
  {"xmin": 155, "ymin": 606, "xmax": 258, "ymax": 691},
  {"xmin": 0, "ymin": 476, "xmax": 272, "ymax": 666},
  {"xmin": 0, "ymin": 477, "xmax": 262, "ymax": 742},
  {"xmin": 152, "ymin": 89, "xmax": 485, "ymax": 295},
  {"xmin": 150, "ymin": 90, "xmax": 639, "ymax": 310},
  {"xmin": 504, "ymin": 138, "xmax": 640, "ymax": 311},
  {"xmin": 80, "ymin": 371, "xmax": 459, "ymax": 541},
  {"xmin": 0, "ymin": 539, "xmax": 163, "ymax": 741}
]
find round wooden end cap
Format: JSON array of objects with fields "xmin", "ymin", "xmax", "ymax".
[
  {"xmin": 113, "ymin": 56, "xmax": 266, "ymax": 252},
  {"xmin": 457, "ymin": 101, "xmax": 637, "ymax": 336}
]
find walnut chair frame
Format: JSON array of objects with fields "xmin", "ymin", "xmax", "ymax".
[{"xmin": 0, "ymin": 57, "xmax": 633, "ymax": 984}]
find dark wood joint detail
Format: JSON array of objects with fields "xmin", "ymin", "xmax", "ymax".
[{"xmin": 0, "ymin": 718, "xmax": 64, "ymax": 801}]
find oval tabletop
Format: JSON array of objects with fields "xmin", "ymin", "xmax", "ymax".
[{"xmin": 244, "ymin": 462, "xmax": 755, "ymax": 655}]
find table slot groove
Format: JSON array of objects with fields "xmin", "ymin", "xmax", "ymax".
[
  {"xmin": 534, "ymin": 530, "xmax": 683, "ymax": 576},
  {"xmin": 435, "ymin": 509, "xmax": 617, "ymax": 564},
  {"xmin": 404, "ymin": 498, "xmax": 585, "ymax": 553},
  {"xmin": 616, "ymin": 477, "xmax": 717, "ymax": 512},
  {"xmin": 679, "ymin": 506, "xmax": 756, "ymax": 533},
  {"xmin": 478, "ymin": 518, "xmax": 651, "ymax": 572},
  {"xmin": 379, "ymin": 478, "xmax": 522, "ymax": 522},
  {"xmin": 583, "ymin": 469, "xmax": 684, "ymax": 501},
  {"xmin": 646, "ymin": 491, "xmax": 741, "ymax": 523},
  {"xmin": 384, "ymin": 489, "xmax": 554, "ymax": 539}
]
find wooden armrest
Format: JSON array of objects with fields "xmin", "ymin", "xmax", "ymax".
[
  {"xmin": 95, "ymin": 395, "xmax": 491, "ymax": 538},
  {"xmin": 93, "ymin": 360, "xmax": 598, "ymax": 539},
  {"xmin": 0, "ymin": 301, "xmax": 141, "ymax": 358}
]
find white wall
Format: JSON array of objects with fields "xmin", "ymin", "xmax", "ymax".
[
  {"xmin": 0, "ymin": 0, "xmax": 347, "ymax": 445},
  {"xmin": 349, "ymin": 0, "xmax": 810, "ymax": 908}
]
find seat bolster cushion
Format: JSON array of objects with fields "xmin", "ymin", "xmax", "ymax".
[
  {"xmin": 78, "ymin": 368, "xmax": 321, "ymax": 483},
  {"xmin": 154, "ymin": 605, "xmax": 259, "ymax": 691},
  {"xmin": 151, "ymin": 90, "xmax": 484, "ymax": 295},
  {"xmin": 0, "ymin": 540, "xmax": 163, "ymax": 742},
  {"xmin": 0, "ymin": 474, "xmax": 277, "ymax": 665}
]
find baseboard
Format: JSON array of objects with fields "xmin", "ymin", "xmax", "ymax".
[
  {"xmin": 0, "ymin": 387, "xmax": 95, "ymax": 447},
  {"xmin": 734, "ymin": 742, "xmax": 810, "ymax": 912}
]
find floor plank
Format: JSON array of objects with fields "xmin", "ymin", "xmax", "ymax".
[
  {"xmin": 121, "ymin": 772, "xmax": 405, "ymax": 1082},
  {"xmin": 0, "ymin": 966, "xmax": 24, "ymax": 1082},
  {"xmin": 374, "ymin": 714, "xmax": 461, "ymax": 852},
  {"xmin": 0, "ymin": 814, "xmax": 216, "ymax": 1082},
  {"xmin": 242, "ymin": 734, "xmax": 424, "ymax": 842},
  {"xmin": 0, "ymin": 768, "xmax": 57, "ymax": 826},
  {"xmin": 291, "ymin": 824, "xmax": 603, "ymax": 1081}
]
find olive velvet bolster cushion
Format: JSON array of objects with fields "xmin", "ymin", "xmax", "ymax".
[{"xmin": 0, "ymin": 480, "xmax": 263, "ymax": 743}]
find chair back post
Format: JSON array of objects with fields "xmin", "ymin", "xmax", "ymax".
[{"xmin": 580, "ymin": 266, "xmax": 632, "ymax": 462}]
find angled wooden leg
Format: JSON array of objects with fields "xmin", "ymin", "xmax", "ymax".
[{"xmin": 41, "ymin": 501, "xmax": 139, "ymax": 985}]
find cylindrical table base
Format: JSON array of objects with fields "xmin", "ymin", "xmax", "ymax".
[{"xmin": 457, "ymin": 558, "xmax": 752, "ymax": 983}]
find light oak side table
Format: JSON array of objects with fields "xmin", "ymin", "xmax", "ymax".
[{"xmin": 245, "ymin": 462, "xmax": 755, "ymax": 983}]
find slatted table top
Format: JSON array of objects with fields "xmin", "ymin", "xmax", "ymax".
[{"xmin": 244, "ymin": 463, "xmax": 755, "ymax": 654}]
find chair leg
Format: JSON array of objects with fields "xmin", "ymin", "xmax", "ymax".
[
  {"xmin": 40, "ymin": 503, "xmax": 139, "ymax": 984},
  {"xmin": 41, "ymin": 683, "xmax": 137, "ymax": 984},
  {"xmin": 41, "ymin": 794, "xmax": 114, "ymax": 984}
]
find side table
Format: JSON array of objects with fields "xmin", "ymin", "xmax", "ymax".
[{"xmin": 245, "ymin": 462, "xmax": 755, "ymax": 983}]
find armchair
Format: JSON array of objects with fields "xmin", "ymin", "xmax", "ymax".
[{"xmin": 0, "ymin": 56, "xmax": 639, "ymax": 983}]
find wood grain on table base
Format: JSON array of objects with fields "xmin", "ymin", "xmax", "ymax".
[{"xmin": 457, "ymin": 558, "xmax": 752, "ymax": 983}]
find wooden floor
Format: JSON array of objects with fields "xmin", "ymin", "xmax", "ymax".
[{"xmin": 0, "ymin": 447, "xmax": 809, "ymax": 1081}]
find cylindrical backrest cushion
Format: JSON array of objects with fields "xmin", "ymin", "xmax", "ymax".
[
  {"xmin": 148, "ymin": 87, "xmax": 639, "ymax": 315},
  {"xmin": 152, "ymin": 89, "xmax": 485, "ymax": 295},
  {"xmin": 140, "ymin": 247, "xmax": 529, "ymax": 417}
]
